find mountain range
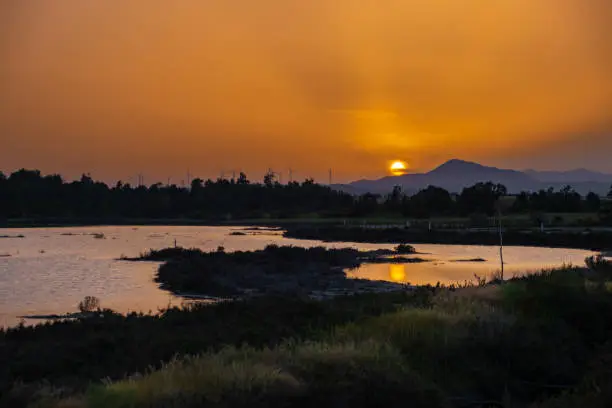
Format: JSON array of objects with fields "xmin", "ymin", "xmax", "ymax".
[{"xmin": 333, "ymin": 159, "xmax": 612, "ymax": 196}]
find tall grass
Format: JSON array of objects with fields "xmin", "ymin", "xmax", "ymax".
[
  {"xmin": 72, "ymin": 266, "xmax": 606, "ymax": 407},
  {"xmin": 84, "ymin": 341, "xmax": 445, "ymax": 408},
  {"xmin": 19, "ymin": 265, "xmax": 612, "ymax": 408}
]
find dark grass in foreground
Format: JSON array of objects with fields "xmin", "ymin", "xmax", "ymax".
[
  {"xmin": 79, "ymin": 267, "xmax": 612, "ymax": 408},
  {"xmin": 0, "ymin": 291, "xmax": 429, "ymax": 408},
  {"xmin": 5, "ymin": 258, "xmax": 612, "ymax": 407}
]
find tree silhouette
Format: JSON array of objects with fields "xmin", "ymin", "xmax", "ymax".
[
  {"xmin": 404, "ymin": 186, "xmax": 453, "ymax": 218},
  {"xmin": 0, "ymin": 168, "xmax": 604, "ymax": 221},
  {"xmin": 263, "ymin": 171, "xmax": 275, "ymax": 187},
  {"xmin": 190, "ymin": 178, "xmax": 203, "ymax": 191},
  {"xmin": 586, "ymin": 192, "xmax": 601, "ymax": 212},
  {"xmin": 78, "ymin": 296, "xmax": 100, "ymax": 313},
  {"xmin": 458, "ymin": 182, "xmax": 507, "ymax": 215},
  {"xmin": 384, "ymin": 185, "xmax": 403, "ymax": 213},
  {"xmin": 237, "ymin": 172, "xmax": 249, "ymax": 185}
]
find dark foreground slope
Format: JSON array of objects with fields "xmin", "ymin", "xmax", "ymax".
[
  {"xmin": 4, "ymin": 257, "xmax": 612, "ymax": 408},
  {"xmin": 1, "ymin": 292, "xmax": 427, "ymax": 408}
]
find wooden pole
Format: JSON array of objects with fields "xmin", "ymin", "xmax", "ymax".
[{"xmin": 498, "ymin": 209, "xmax": 504, "ymax": 281}]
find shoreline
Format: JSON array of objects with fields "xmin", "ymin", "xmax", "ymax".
[
  {"xmin": 283, "ymin": 225, "xmax": 612, "ymax": 251},
  {"xmin": 3, "ymin": 219, "xmax": 612, "ymax": 252}
]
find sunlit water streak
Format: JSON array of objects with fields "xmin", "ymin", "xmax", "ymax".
[{"xmin": 0, "ymin": 226, "xmax": 595, "ymax": 327}]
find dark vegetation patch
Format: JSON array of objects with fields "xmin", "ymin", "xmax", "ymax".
[
  {"xmin": 18, "ymin": 266, "xmax": 612, "ymax": 408},
  {"xmin": 284, "ymin": 225, "xmax": 612, "ymax": 251},
  {"xmin": 451, "ymin": 258, "xmax": 487, "ymax": 262},
  {"xmin": 0, "ymin": 291, "xmax": 431, "ymax": 408},
  {"xmin": 395, "ymin": 243, "xmax": 416, "ymax": 254},
  {"xmin": 357, "ymin": 256, "xmax": 429, "ymax": 264},
  {"xmin": 3, "ymin": 169, "xmax": 612, "ymax": 228},
  {"xmin": 128, "ymin": 245, "xmax": 415, "ymax": 297}
]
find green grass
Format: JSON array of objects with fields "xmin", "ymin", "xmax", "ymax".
[
  {"xmin": 39, "ymin": 266, "xmax": 612, "ymax": 408},
  {"xmin": 12, "ymin": 263, "xmax": 612, "ymax": 408},
  {"xmin": 0, "ymin": 291, "xmax": 433, "ymax": 408},
  {"xmin": 81, "ymin": 341, "xmax": 445, "ymax": 408}
]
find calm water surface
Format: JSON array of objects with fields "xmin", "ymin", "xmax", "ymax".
[
  {"xmin": 346, "ymin": 244, "xmax": 592, "ymax": 285},
  {"xmin": 0, "ymin": 226, "xmax": 595, "ymax": 327}
]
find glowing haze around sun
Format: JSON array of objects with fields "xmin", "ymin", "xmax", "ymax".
[
  {"xmin": 390, "ymin": 161, "xmax": 408, "ymax": 176},
  {"xmin": 1, "ymin": 1, "xmax": 612, "ymax": 183}
]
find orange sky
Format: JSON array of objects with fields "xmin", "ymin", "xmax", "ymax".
[{"xmin": 1, "ymin": 0, "xmax": 611, "ymax": 183}]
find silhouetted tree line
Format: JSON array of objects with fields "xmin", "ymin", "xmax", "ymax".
[
  {"xmin": 0, "ymin": 170, "xmax": 355, "ymax": 220},
  {"xmin": 386, "ymin": 182, "xmax": 608, "ymax": 219},
  {"xmin": 0, "ymin": 170, "xmax": 610, "ymax": 221}
]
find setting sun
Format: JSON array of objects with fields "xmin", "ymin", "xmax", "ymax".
[{"xmin": 389, "ymin": 161, "xmax": 408, "ymax": 176}]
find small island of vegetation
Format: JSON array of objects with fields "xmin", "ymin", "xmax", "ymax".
[{"xmin": 126, "ymin": 245, "xmax": 421, "ymax": 298}]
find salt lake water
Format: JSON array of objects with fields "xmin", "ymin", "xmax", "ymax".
[{"xmin": 0, "ymin": 226, "xmax": 596, "ymax": 327}]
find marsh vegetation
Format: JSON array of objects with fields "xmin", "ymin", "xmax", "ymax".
[
  {"xmin": 128, "ymin": 245, "xmax": 416, "ymax": 298},
  {"xmin": 285, "ymin": 225, "xmax": 612, "ymax": 250},
  {"xmin": 3, "ymin": 254, "xmax": 612, "ymax": 407}
]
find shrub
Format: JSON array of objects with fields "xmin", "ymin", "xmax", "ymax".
[
  {"xmin": 585, "ymin": 254, "xmax": 612, "ymax": 272},
  {"xmin": 78, "ymin": 296, "xmax": 100, "ymax": 313},
  {"xmin": 395, "ymin": 244, "xmax": 416, "ymax": 254}
]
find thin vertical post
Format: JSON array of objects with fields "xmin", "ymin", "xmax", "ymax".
[{"xmin": 498, "ymin": 210, "xmax": 504, "ymax": 281}]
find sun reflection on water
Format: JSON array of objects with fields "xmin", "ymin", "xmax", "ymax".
[{"xmin": 389, "ymin": 264, "xmax": 406, "ymax": 282}]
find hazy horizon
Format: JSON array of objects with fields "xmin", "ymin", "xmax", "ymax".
[
  {"xmin": 3, "ymin": 158, "xmax": 611, "ymax": 187},
  {"xmin": 2, "ymin": 1, "xmax": 611, "ymax": 183}
]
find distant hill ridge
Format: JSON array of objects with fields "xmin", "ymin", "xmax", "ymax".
[{"xmin": 333, "ymin": 159, "xmax": 612, "ymax": 196}]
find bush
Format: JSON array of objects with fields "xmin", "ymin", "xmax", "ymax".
[
  {"xmin": 585, "ymin": 254, "xmax": 612, "ymax": 272},
  {"xmin": 78, "ymin": 296, "xmax": 100, "ymax": 313},
  {"xmin": 395, "ymin": 244, "xmax": 416, "ymax": 254}
]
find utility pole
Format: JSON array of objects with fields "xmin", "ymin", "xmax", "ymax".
[
  {"xmin": 328, "ymin": 168, "xmax": 332, "ymax": 185},
  {"xmin": 497, "ymin": 207, "xmax": 504, "ymax": 281},
  {"xmin": 289, "ymin": 168, "xmax": 293, "ymax": 183}
]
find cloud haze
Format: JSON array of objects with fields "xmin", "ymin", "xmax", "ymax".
[{"xmin": 1, "ymin": 0, "xmax": 611, "ymax": 182}]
